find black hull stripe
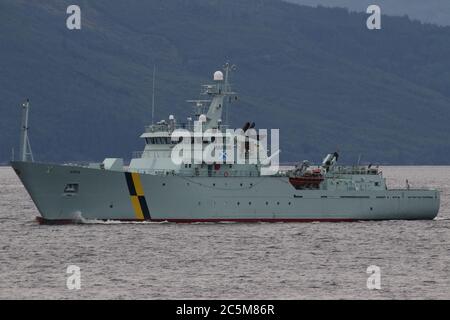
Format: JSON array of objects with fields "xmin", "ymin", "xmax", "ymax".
[
  {"xmin": 125, "ymin": 172, "xmax": 137, "ymax": 196},
  {"xmin": 124, "ymin": 172, "xmax": 151, "ymax": 219},
  {"xmin": 138, "ymin": 196, "xmax": 151, "ymax": 219}
]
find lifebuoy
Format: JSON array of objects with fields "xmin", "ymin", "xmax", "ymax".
[{"xmin": 224, "ymin": 171, "xmax": 229, "ymax": 177}]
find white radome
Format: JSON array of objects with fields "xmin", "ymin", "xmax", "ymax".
[
  {"xmin": 198, "ymin": 114, "xmax": 207, "ymax": 122},
  {"xmin": 213, "ymin": 71, "xmax": 224, "ymax": 81}
]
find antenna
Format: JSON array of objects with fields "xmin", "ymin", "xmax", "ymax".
[
  {"xmin": 151, "ymin": 65, "xmax": 156, "ymax": 124},
  {"xmin": 19, "ymin": 99, "xmax": 34, "ymax": 162},
  {"xmin": 357, "ymin": 153, "xmax": 362, "ymax": 166},
  {"xmin": 223, "ymin": 62, "xmax": 236, "ymax": 126}
]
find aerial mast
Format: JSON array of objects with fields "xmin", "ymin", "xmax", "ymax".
[
  {"xmin": 223, "ymin": 62, "xmax": 236, "ymax": 126},
  {"xmin": 151, "ymin": 65, "xmax": 156, "ymax": 125},
  {"xmin": 19, "ymin": 99, "xmax": 34, "ymax": 162}
]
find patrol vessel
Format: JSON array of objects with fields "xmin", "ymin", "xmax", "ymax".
[{"xmin": 11, "ymin": 64, "xmax": 440, "ymax": 223}]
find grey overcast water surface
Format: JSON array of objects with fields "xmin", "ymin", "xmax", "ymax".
[{"xmin": 0, "ymin": 166, "xmax": 449, "ymax": 299}]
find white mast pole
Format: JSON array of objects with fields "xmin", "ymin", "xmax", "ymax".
[
  {"xmin": 20, "ymin": 99, "xmax": 30, "ymax": 161},
  {"xmin": 151, "ymin": 65, "xmax": 156, "ymax": 124},
  {"xmin": 223, "ymin": 62, "xmax": 234, "ymax": 126},
  {"xmin": 19, "ymin": 99, "xmax": 33, "ymax": 162}
]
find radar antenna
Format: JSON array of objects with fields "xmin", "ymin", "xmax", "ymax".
[{"xmin": 186, "ymin": 100, "xmax": 211, "ymax": 117}]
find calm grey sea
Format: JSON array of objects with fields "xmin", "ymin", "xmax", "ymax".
[{"xmin": 0, "ymin": 166, "xmax": 449, "ymax": 299}]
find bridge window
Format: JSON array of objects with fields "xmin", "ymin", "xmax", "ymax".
[
  {"xmin": 145, "ymin": 137, "xmax": 167, "ymax": 144},
  {"xmin": 147, "ymin": 137, "xmax": 172, "ymax": 144}
]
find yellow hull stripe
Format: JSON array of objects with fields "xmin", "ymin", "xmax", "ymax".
[
  {"xmin": 131, "ymin": 172, "xmax": 145, "ymax": 196},
  {"xmin": 130, "ymin": 196, "xmax": 145, "ymax": 220},
  {"xmin": 125, "ymin": 172, "xmax": 151, "ymax": 220}
]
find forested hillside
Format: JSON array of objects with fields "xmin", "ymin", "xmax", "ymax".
[{"xmin": 1, "ymin": 0, "xmax": 450, "ymax": 164}]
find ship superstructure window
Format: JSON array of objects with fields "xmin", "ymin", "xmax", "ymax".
[{"xmin": 146, "ymin": 137, "xmax": 171, "ymax": 144}]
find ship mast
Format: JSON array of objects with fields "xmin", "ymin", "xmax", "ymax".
[
  {"xmin": 201, "ymin": 62, "xmax": 236, "ymax": 130},
  {"xmin": 151, "ymin": 65, "xmax": 156, "ymax": 125},
  {"xmin": 19, "ymin": 99, "xmax": 34, "ymax": 162},
  {"xmin": 223, "ymin": 62, "xmax": 236, "ymax": 126}
]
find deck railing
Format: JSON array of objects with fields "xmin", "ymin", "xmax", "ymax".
[{"xmin": 145, "ymin": 123, "xmax": 231, "ymax": 133}]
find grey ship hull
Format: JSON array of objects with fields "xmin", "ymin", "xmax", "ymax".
[{"xmin": 11, "ymin": 161, "xmax": 440, "ymax": 223}]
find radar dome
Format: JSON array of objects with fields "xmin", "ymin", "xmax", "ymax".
[
  {"xmin": 213, "ymin": 71, "xmax": 224, "ymax": 81},
  {"xmin": 199, "ymin": 114, "xmax": 207, "ymax": 122}
]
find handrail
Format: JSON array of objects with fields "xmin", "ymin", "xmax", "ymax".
[{"xmin": 145, "ymin": 123, "xmax": 231, "ymax": 133}]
